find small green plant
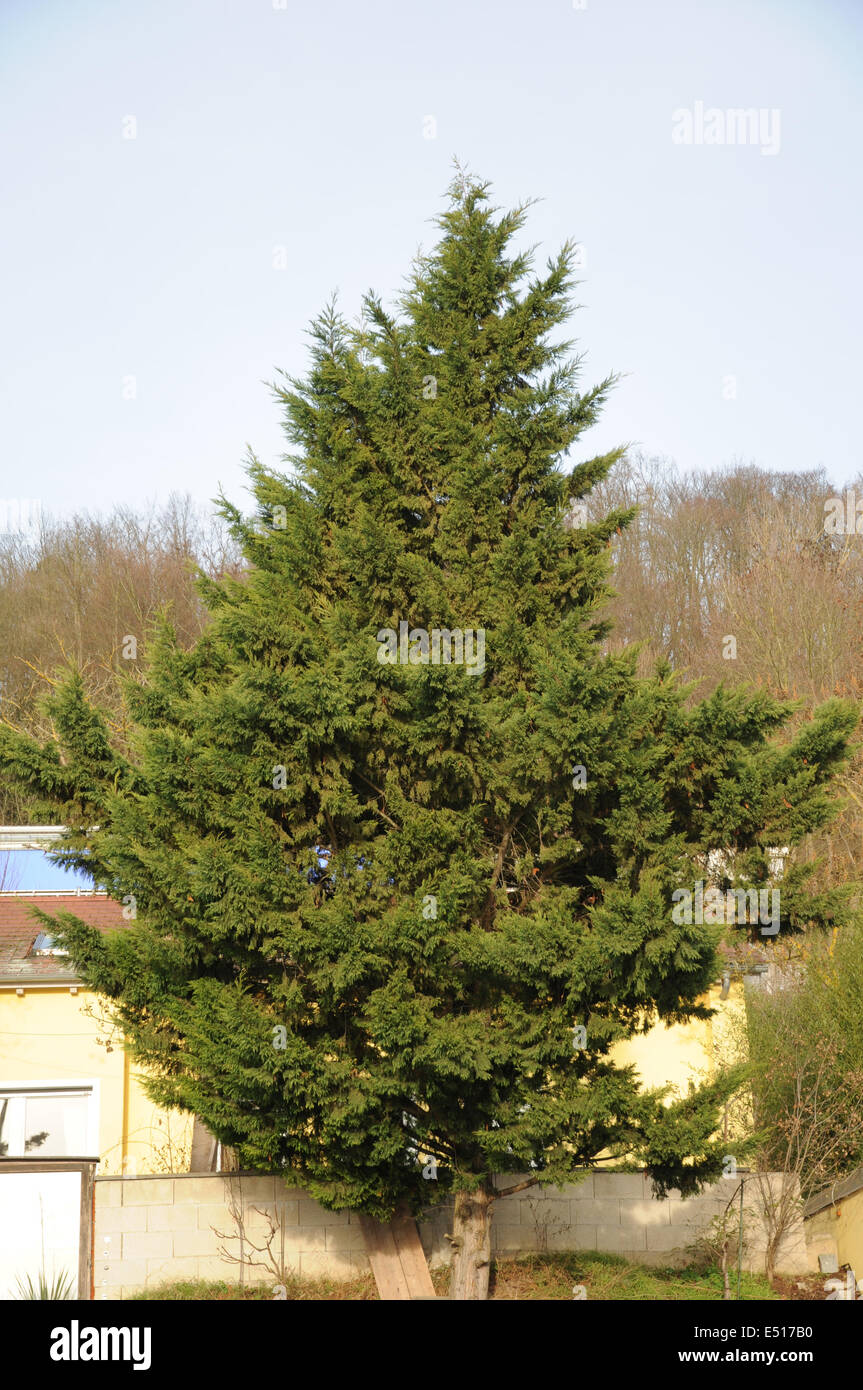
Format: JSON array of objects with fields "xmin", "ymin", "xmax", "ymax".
[
  {"xmin": 14, "ymin": 1268, "xmax": 76, "ymax": 1300},
  {"xmin": 686, "ymin": 1200, "xmax": 751, "ymax": 1299}
]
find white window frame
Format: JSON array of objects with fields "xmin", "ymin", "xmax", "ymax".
[{"xmin": 0, "ymin": 1078, "xmax": 100, "ymax": 1158}]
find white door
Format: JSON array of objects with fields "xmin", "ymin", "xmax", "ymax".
[{"xmin": 0, "ymin": 1169, "xmax": 82, "ymax": 1299}]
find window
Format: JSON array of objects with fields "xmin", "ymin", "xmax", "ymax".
[
  {"xmin": 0, "ymin": 1085, "xmax": 96, "ymax": 1157},
  {"xmin": 28, "ymin": 932, "xmax": 68, "ymax": 957}
]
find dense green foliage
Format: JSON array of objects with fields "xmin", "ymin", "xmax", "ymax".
[{"xmin": 0, "ymin": 177, "xmax": 856, "ymax": 1218}]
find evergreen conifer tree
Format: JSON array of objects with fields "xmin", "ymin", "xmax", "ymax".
[{"xmin": 1, "ymin": 176, "xmax": 856, "ymax": 1298}]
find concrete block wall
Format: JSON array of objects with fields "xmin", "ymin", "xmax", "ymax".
[
  {"xmin": 420, "ymin": 1171, "xmax": 811, "ymax": 1275},
  {"xmin": 94, "ymin": 1168, "xmax": 812, "ymax": 1298},
  {"xmin": 94, "ymin": 1173, "xmax": 371, "ymax": 1299}
]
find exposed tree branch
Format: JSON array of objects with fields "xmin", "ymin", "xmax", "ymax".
[{"xmin": 494, "ymin": 1175, "xmax": 540, "ymax": 1198}]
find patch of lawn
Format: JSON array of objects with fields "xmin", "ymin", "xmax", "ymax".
[
  {"xmin": 486, "ymin": 1252, "xmax": 778, "ymax": 1301},
  {"xmin": 129, "ymin": 1274, "xmax": 377, "ymax": 1301},
  {"xmin": 129, "ymin": 1253, "xmax": 778, "ymax": 1301}
]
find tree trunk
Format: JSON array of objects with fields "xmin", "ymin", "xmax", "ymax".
[
  {"xmin": 449, "ymin": 1184, "xmax": 494, "ymax": 1300},
  {"xmin": 763, "ymin": 1218, "xmax": 784, "ymax": 1287},
  {"xmin": 189, "ymin": 1117, "xmax": 219, "ymax": 1172},
  {"xmin": 765, "ymin": 1245, "xmax": 777, "ymax": 1287}
]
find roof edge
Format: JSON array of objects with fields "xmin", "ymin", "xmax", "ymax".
[{"xmin": 803, "ymin": 1164, "xmax": 863, "ymax": 1217}]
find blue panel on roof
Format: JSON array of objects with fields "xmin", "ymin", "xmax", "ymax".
[{"xmin": 0, "ymin": 850, "xmax": 93, "ymax": 892}]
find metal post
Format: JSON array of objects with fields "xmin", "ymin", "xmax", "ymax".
[{"xmin": 736, "ymin": 1177, "xmax": 744, "ymax": 1300}]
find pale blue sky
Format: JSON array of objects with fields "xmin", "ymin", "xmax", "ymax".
[{"xmin": 1, "ymin": 0, "xmax": 861, "ymax": 523}]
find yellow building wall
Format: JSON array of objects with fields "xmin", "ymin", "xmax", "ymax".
[
  {"xmin": 612, "ymin": 980, "xmax": 747, "ymax": 1099},
  {"xmin": 806, "ymin": 1189, "xmax": 863, "ymax": 1275},
  {"xmin": 0, "ymin": 986, "xmax": 192, "ymax": 1174},
  {"xmin": 834, "ymin": 1190, "xmax": 863, "ymax": 1273}
]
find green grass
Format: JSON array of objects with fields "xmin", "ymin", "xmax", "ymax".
[
  {"xmin": 13, "ymin": 1268, "xmax": 76, "ymax": 1300},
  {"xmin": 129, "ymin": 1252, "xmax": 778, "ymax": 1301},
  {"xmin": 129, "ymin": 1275, "xmax": 377, "ymax": 1301},
  {"xmin": 486, "ymin": 1252, "xmax": 778, "ymax": 1301}
]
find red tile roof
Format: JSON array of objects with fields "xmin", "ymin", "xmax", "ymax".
[{"xmin": 0, "ymin": 893, "xmax": 127, "ymax": 982}]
